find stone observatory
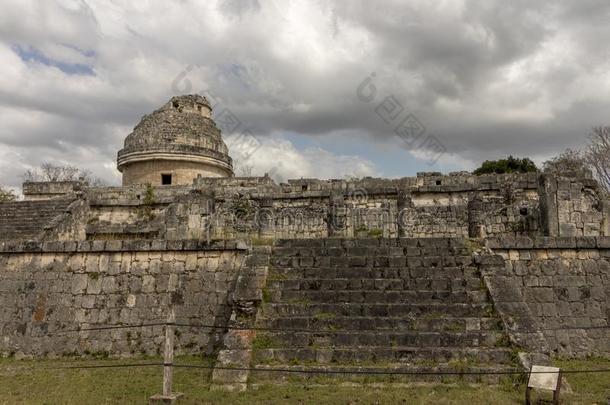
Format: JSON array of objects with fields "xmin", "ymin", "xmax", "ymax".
[
  {"xmin": 117, "ymin": 94, "xmax": 234, "ymax": 186},
  {"xmin": 1, "ymin": 90, "xmax": 609, "ymax": 393}
]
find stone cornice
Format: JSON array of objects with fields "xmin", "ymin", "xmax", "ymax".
[{"xmin": 117, "ymin": 145, "xmax": 233, "ymax": 173}]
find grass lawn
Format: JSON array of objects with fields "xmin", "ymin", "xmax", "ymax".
[{"xmin": 0, "ymin": 356, "xmax": 608, "ymax": 404}]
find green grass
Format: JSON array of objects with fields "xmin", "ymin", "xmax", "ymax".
[
  {"xmin": 262, "ymin": 287, "xmax": 271, "ymax": 303},
  {"xmin": 420, "ymin": 311, "xmax": 444, "ymax": 320},
  {"xmin": 287, "ymin": 297, "xmax": 311, "ymax": 304},
  {"xmin": 367, "ymin": 228, "xmax": 384, "ymax": 238},
  {"xmin": 443, "ymin": 323, "xmax": 466, "ymax": 332},
  {"xmin": 251, "ymin": 334, "xmax": 276, "ymax": 350},
  {"xmin": 313, "ymin": 312, "xmax": 336, "ymax": 320},
  {"xmin": 553, "ymin": 357, "xmax": 610, "ymax": 404},
  {"xmin": 494, "ymin": 333, "xmax": 511, "ymax": 348},
  {"xmin": 0, "ymin": 356, "xmax": 608, "ymax": 404},
  {"xmin": 464, "ymin": 238, "xmax": 484, "ymax": 254}
]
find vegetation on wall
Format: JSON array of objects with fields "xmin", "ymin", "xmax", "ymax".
[
  {"xmin": 473, "ymin": 156, "xmax": 538, "ymax": 175},
  {"xmin": 143, "ymin": 184, "xmax": 156, "ymax": 206},
  {"xmin": 228, "ymin": 195, "xmax": 255, "ymax": 219},
  {"xmin": 0, "ymin": 187, "xmax": 16, "ymax": 202}
]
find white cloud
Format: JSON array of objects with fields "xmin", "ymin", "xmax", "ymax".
[
  {"xmin": 227, "ymin": 134, "xmax": 378, "ymax": 181},
  {"xmin": 0, "ymin": 0, "xmax": 609, "ymax": 189}
]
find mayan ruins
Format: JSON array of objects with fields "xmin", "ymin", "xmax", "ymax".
[{"xmin": 0, "ymin": 93, "xmax": 607, "ymax": 398}]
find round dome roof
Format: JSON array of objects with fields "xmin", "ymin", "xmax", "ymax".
[
  {"xmin": 122, "ymin": 94, "xmax": 228, "ymax": 154},
  {"xmin": 117, "ymin": 94, "xmax": 233, "ymax": 175}
]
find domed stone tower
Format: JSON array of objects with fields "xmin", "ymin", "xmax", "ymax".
[{"xmin": 117, "ymin": 94, "xmax": 233, "ymax": 186}]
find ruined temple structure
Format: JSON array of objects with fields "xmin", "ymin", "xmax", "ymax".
[{"xmin": 0, "ymin": 94, "xmax": 608, "ymax": 389}]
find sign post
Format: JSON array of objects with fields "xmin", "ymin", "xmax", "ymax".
[{"xmin": 525, "ymin": 365, "xmax": 562, "ymax": 405}]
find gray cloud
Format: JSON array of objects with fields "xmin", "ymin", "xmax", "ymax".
[{"xmin": 0, "ymin": 0, "xmax": 609, "ymax": 190}]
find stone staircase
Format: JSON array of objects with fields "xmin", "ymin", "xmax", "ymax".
[
  {"xmin": 250, "ymin": 238, "xmax": 517, "ymax": 383},
  {"xmin": 0, "ymin": 198, "xmax": 75, "ymax": 240}
]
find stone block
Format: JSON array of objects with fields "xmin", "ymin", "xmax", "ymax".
[
  {"xmin": 485, "ymin": 276, "xmax": 523, "ymax": 302},
  {"xmin": 477, "ymin": 254, "xmax": 505, "ymax": 267},
  {"xmin": 148, "ymin": 393, "xmax": 184, "ymax": 404},
  {"xmin": 81, "ymin": 295, "xmax": 95, "ymax": 309},
  {"xmin": 542, "ymin": 303, "xmax": 557, "ymax": 317},
  {"xmin": 513, "ymin": 261, "xmax": 528, "ymax": 276},
  {"xmin": 557, "ymin": 301, "xmax": 572, "ymax": 317},
  {"xmin": 554, "ymin": 237, "xmax": 576, "ymax": 248},
  {"xmin": 514, "ymin": 237, "xmax": 534, "ymax": 249},
  {"xmin": 77, "ymin": 241, "xmax": 92, "ymax": 252},
  {"xmin": 595, "ymin": 236, "xmax": 610, "ymax": 248},
  {"xmin": 531, "ymin": 287, "xmax": 554, "ymax": 303},
  {"xmin": 576, "ymin": 236, "xmax": 597, "ymax": 249},
  {"xmin": 524, "ymin": 276, "xmax": 539, "ymax": 287},
  {"xmin": 538, "ymin": 276, "xmax": 553, "ymax": 287},
  {"xmin": 71, "ymin": 274, "xmax": 88, "ymax": 294},
  {"xmin": 142, "ymin": 275, "xmax": 155, "ymax": 293},
  {"xmin": 533, "ymin": 237, "xmax": 556, "ymax": 249},
  {"xmin": 86, "ymin": 276, "xmax": 102, "ymax": 295}
]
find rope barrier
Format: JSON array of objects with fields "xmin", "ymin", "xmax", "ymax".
[
  {"xmin": 50, "ymin": 362, "xmax": 163, "ymax": 370},
  {"xmin": 57, "ymin": 322, "xmax": 610, "ymax": 335},
  {"xmin": 171, "ymin": 364, "xmax": 610, "ymax": 376},
  {"xmin": 25, "ymin": 362, "xmax": 610, "ymax": 376},
  {"xmin": 44, "ymin": 320, "xmax": 610, "ymax": 379},
  {"xmin": 57, "ymin": 323, "xmax": 167, "ymax": 333}
]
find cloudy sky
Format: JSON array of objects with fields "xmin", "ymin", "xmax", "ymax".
[{"xmin": 1, "ymin": 0, "xmax": 609, "ymax": 190}]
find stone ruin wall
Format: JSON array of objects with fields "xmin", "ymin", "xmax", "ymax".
[
  {"xmin": 555, "ymin": 177, "xmax": 607, "ymax": 236},
  {"xmin": 1, "ymin": 171, "xmax": 609, "ymax": 359},
  {"xmin": 0, "ymin": 239, "xmax": 248, "ymax": 357},
  {"xmin": 199, "ymin": 172, "xmax": 607, "ymax": 241},
  {"xmin": 51, "ymin": 172, "xmax": 602, "ymax": 244},
  {"xmin": 22, "ymin": 181, "xmax": 83, "ymax": 201},
  {"xmin": 481, "ymin": 236, "xmax": 610, "ymax": 358},
  {"xmin": 0, "ymin": 237, "xmax": 608, "ymax": 360},
  {"xmin": 44, "ymin": 172, "xmax": 607, "ymax": 244},
  {"xmin": 144, "ymin": 172, "xmax": 607, "ymax": 241}
]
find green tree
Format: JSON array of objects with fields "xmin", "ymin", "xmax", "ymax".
[
  {"xmin": 473, "ymin": 156, "xmax": 538, "ymax": 175},
  {"xmin": 0, "ymin": 187, "xmax": 16, "ymax": 202}
]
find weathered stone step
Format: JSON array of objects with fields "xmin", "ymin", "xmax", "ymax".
[
  {"xmin": 261, "ymin": 302, "xmax": 494, "ymax": 318},
  {"xmin": 274, "ymin": 290, "xmax": 489, "ymax": 304},
  {"xmin": 271, "ymin": 255, "xmax": 474, "ymax": 268},
  {"xmin": 274, "ymin": 237, "xmax": 468, "ymax": 249},
  {"xmin": 272, "ymin": 244, "xmax": 470, "ymax": 257},
  {"xmin": 257, "ymin": 316, "xmax": 503, "ymax": 332},
  {"xmin": 250, "ymin": 364, "xmax": 514, "ymax": 384},
  {"xmin": 269, "ymin": 266, "xmax": 480, "ymax": 280},
  {"xmin": 0, "ymin": 198, "xmax": 74, "ymax": 240},
  {"xmin": 255, "ymin": 330, "xmax": 505, "ymax": 348},
  {"xmin": 253, "ymin": 346, "xmax": 513, "ymax": 365},
  {"xmin": 266, "ymin": 277, "xmax": 484, "ymax": 292}
]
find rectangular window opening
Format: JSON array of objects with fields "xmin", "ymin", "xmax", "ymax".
[{"xmin": 161, "ymin": 174, "xmax": 172, "ymax": 185}]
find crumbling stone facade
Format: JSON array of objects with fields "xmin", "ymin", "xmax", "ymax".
[
  {"xmin": 0, "ymin": 240, "xmax": 247, "ymax": 357},
  {"xmin": 483, "ymin": 236, "xmax": 610, "ymax": 357}
]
